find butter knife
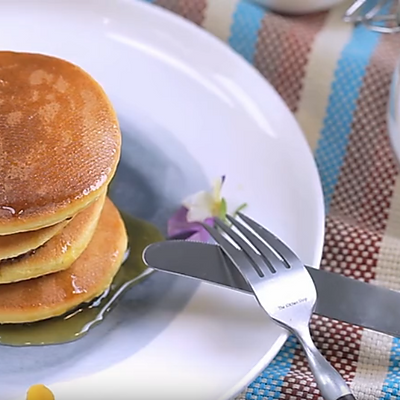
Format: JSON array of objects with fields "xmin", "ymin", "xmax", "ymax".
[{"xmin": 143, "ymin": 240, "xmax": 400, "ymax": 338}]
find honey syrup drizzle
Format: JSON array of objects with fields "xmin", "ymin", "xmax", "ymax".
[{"xmin": 0, "ymin": 213, "xmax": 163, "ymax": 346}]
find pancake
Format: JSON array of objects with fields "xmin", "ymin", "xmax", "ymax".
[
  {"xmin": 0, "ymin": 197, "xmax": 127, "ymax": 324},
  {"xmin": 0, "ymin": 219, "xmax": 70, "ymax": 261},
  {"xmin": 0, "ymin": 51, "xmax": 121, "ymax": 235},
  {"xmin": 0, "ymin": 192, "xmax": 106, "ymax": 284}
]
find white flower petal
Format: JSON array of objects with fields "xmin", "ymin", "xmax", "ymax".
[
  {"xmin": 212, "ymin": 177, "xmax": 223, "ymax": 202},
  {"xmin": 186, "ymin": 206, "xmax": 213, "ymax": 222},
  {"xmin": 183, "ymin": 191, "xmax": 214, "ymax": 222}
]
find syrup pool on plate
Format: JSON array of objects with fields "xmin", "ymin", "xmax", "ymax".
[{"xmin": 0, "ymin": 213, "xmax": 164, "ymax": 346}]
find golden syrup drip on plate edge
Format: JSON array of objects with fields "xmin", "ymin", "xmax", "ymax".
[{"xmin": 0, "ymin": 213, "xmax": 164, "ymax": 346}]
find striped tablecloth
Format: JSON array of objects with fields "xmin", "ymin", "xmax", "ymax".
[{"xmin": 144, "ymin": 0, "xmax": 400, "ymax": 398}]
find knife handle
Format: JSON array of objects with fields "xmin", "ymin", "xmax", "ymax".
[{"xmin": 337, "ymin": 395, "xmax": 356, "ymax": 400}]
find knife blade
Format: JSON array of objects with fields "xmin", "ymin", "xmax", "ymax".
[{"xmin": 143, "ymin": 240, "xmax": 400, "ymax": 338}]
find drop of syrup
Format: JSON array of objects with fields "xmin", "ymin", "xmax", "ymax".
[{"xmin": 0, "ymin": 212, "xmax": 164, "ymax": 346}]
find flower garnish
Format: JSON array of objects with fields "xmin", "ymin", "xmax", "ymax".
[{"xmin": 167, "ymin": 176, "xmax": 246, "ymax": 242}]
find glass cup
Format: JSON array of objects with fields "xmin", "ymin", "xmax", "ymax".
[{"xmin": 388, "ymin": 59, "xmax": 400, "ymax": 167}]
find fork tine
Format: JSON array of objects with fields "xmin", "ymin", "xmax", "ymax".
[
  {"xmin": 225, "ymin": 215, "xmax": 284, "ymax": 271},
  {"xmin": 214, "ymin": 218, "xmax": 272, "ymax": 276},
  {"xmin": 237, "ymin": 212, "xmax": 301, "ymax": 267},
  {"xmin": 202, "ymin": 223, "xmax": 262, "ymax": 283}
]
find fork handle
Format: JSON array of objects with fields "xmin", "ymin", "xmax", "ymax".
[{"xmin": 294, "ymin": 327, "xmax": 356, "ymax": 400}]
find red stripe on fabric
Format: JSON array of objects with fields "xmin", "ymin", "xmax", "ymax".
[
  {"xmin": 330, "ymin": 33, "xmax": 400, "ymax": 234},
  {"xmin": 253, "ymin": 14, "xmax": 288, "ymax": 91},
  {"xmin": 255, "ymin": 12, "xmax": 327, "ymax": 113},
  {"xmin": 321, "ymin": 215, "xmax": 381, "ymax": 282},
  {"xmin": 155, "ymin": 0, "xmax": 207, "ymax": 26}
]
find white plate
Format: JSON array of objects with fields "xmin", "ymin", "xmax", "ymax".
[{"xmin": 0, "ymin": 1, "xmax": 324, "ymax": 399}]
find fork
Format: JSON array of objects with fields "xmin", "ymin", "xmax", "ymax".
[{"xmin": 203, "ymin": 213, "xmax": 356, "ymax": 400}]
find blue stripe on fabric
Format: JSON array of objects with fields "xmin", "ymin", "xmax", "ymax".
[
  {"xmin": 245, "ymin": 336, "xmax": 297, "ymax": 399},
  {"xmin": 314, "ymin": 20, "xmax": 381, "ymax": 212},
  {"xmin": 381, "ymin": 337, "xmax": 400, "ymax": 399},
  {"xmin": 228, "ymin": 1, "xmax": 266, "ymax": 65}
]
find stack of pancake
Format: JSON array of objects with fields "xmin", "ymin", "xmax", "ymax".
[{"xmin": 0, "ymin": 51, "xmax": 127, "ymax": 324}]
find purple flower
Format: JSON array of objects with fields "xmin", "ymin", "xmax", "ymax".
[
  {"xmin": 167, "ymin": 206, "xmax": 214, "ymax": 242},
  {"xmin": 167, "ymin": 176, "xmax": 246, "ymax": 243},
  {"xmin": 167, "ymin": 176, "xmax": 227, "ymax": 242}
]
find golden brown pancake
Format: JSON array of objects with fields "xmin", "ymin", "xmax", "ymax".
[
  {"xmin": 0, "ymin": 192, "xmax": 106, "ymax": 284},
  {"xmin": 0, "ymin": 197, "xmax": 127, "ymax": 324},
  {"xmin": 0, "ymin": 219, "xmax": 70, "ymax": 261},
  {"xmin": 0, "ymin": 51, "xmax": 121, "ymax": 235}
]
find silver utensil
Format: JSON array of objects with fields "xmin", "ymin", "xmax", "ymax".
[
  {"xmin": 343, "ymin": 0, "xmax": 400, "ymax": 33},
  {"xmin": 202, "ymin": 213, "xmax": 355, "ymax": 400},
  {"xmin": 144, "ymin": 240, "xmax": 400, "ymax": 338}
]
